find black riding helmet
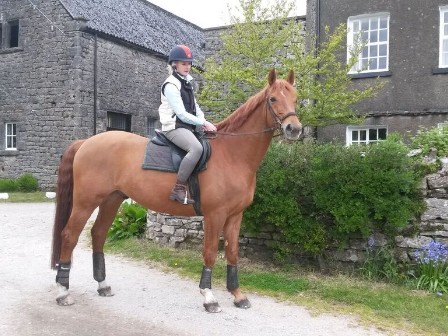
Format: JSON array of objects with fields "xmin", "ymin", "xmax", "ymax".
[{"xmin": 168, "ymin": 45, "xmax": 194, "ymax": 63}]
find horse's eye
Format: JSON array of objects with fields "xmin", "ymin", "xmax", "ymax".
[{"xmin": 269, "ymin": 97, "xmax": 277, "ymax": 103}]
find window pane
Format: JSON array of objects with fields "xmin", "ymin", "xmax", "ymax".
[
  {"xmin": 362, "ymin": 31, "xmax": 369, "ymax": 42},
  {"xmin": 379, "ymin": 44, "xmax": 387, "ymax": 56},
  {"xmin": 379, "ymin": 29, "xmax": 387, "ymax": 42},
  {"xmin": 362, "ymin": 47, "xmax": 368, "ymax": 58},
  {"xmin": 9, "ymin": 20, "xmax": 19, "ymax": 48},
  {"xmin": 369, "ymin": 129, "xmax": 378, "ymax": 141},
  {"xmin": 353, "ymin": 21, "xmax": 360, "ymax": 32},
  {"xmin": 370, "ymin": 30, "xmax": 378, "ymax": 43},
  {"xmin": 444, "ymin": 25, "xmax": 448, "ymax": 35},
  {"xmin": 361, "ymin": 19, "xmax": 369, "ymax": 31},
  {"xmin": 352, "ymin": 130, "xmax": 359, "ymax": 141},
  {"xmin": 444, "ymin": 12, "xmax": 448, "ymax": 23},
  {"xmin": 444, "ymin": 39, "xmax": 448, "ymax": 52},
  {"xmin": 369, "ymin": 58, "xmax": 378, "ymax": 70},
  {"xmin": 378, "ymin": 57, "xmax": 387, "ymax": 69},
  {"xmin": 380, "ymin": 17, "xmax": 388, "ymax": 29},
  {"xmin": 370, "ymin": 19, "xmax": 378, "ymax": 30},
  {"xmin": 378, "ymin": 128, "xmax": 387, "ymax": 139},
  {"xmin": 360, "ymin": 130, "xmax": 367, "ymax": 141},
  {"xmin": 442, "ymin": 52, "xmax": 448, "ymax": 66},
  {"xmin": 362, "ymin": 58, "xmax": 369, "ymax": 69},
  {"xmin": 370, "ymin": 45, "xmax": 378, "ymax": 57}
]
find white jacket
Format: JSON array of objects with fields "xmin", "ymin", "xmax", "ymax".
[{"xmin": 158, "ymin": 74, "xmax": 205, "ymax": 132}]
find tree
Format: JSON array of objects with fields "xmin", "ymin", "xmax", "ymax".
[{"xmin": 197, "ymin": 0, "xmax": 384, "ymax": 127}]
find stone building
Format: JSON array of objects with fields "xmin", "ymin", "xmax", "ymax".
[
  {"xmin": 306, "ymin": 0, "xmax": 448, "ymax": 144},
  {"xmin": 0, "ymin": 0, "xmax": 205, "ymax": 189}
]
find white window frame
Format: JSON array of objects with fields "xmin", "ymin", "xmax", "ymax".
[
  {"xmin": 346, "ymin": 126, "xmax": 387, "ymax": 146},
  {"xmin": 439, "ymin": 6, "xmax": 448, "ymax": 68},
  {"xmin": 5, "ymin": 122, "xmax": 17, "ymax": 150},
  {"xmin": 347, "ymin": 13, "xmax": 390, "ymax": 74}
]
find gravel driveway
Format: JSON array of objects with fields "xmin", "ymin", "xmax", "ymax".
[{"xmin": 0, "ymin": 203, "xmax": 390, "ymax": 336}]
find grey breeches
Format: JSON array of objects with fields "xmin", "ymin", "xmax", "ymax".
[{"xmin": 164, "ymin": 127, "xmax": 203, "ymax": 183}]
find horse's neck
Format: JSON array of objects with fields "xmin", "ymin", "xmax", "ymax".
[{"xmin": 218, "ymin": 103, "xmax": 274, "ymax": 172}]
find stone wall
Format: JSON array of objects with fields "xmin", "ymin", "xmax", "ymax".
[{"xmin": 145, "ymin": 160, "xmax": 448, "ymax": 267}]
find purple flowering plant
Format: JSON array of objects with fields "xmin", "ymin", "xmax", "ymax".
[{"xmin": 414, "ymin": 240, "xmax": 448, "ymax": 293}]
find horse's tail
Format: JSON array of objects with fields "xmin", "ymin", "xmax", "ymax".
[{"xmin": 51, "ymin": 140, "xmax": 85, "ymax": 269}]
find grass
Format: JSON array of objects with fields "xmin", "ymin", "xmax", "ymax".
[
  {"xmin": 0, "ymin": 192, "xmax": 54, "ymax": 202},
  {"xmin": 105, "ymin": 238, "xmax": 448, "ymax": 336}
]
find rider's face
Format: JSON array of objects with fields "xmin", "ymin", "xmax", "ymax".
[{"xmin": 175, "ymin": 61, "xmax": 192, "ymax": 76}]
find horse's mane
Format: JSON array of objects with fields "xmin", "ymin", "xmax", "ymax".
[{"xmin": 217, "ymin": 79, "xmax": 292, "ymax": 133}]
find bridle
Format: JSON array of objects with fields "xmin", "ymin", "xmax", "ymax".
[{"xmin": 206, "ymin": 98, "xmax": 297, "ymax": 138}]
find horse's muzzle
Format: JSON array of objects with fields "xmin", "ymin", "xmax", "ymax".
[{"xmin": 283, "ymin": 123, "xmax": 302, "ymax": 140}]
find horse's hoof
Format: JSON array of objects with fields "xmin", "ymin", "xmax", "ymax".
[
  {"xmin": 234, "ymin": 298, "xmax": 251, "ymax": 309},
  {"xmin": 56, "ymin": 294, "xmax": 75, "ymax": 306},
  {"xmin": 97, "ymin": 286, "xmax": 114, "ymax": 297},
  {"xmin": 204, "ymin": 302, "xmax": 222, "ymax": 313}
]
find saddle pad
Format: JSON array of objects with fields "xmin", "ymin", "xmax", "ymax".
[{"xmin": 141, "ymin": 142, "xmax": 178, "ymax": 172}]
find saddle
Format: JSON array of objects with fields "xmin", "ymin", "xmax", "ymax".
[{"xmin": 141, "ymin": 130, "xmax": 212, "ymax": 215}]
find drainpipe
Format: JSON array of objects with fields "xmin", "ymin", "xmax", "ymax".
[{"xmin": 93, "ymin": 33, "xmax": 98, "ymax": 135}]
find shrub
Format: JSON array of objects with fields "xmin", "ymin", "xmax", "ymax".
[
  {"xmin": 243, "ymin": 136, "xmax": 425, "ymax": 256},
  {"xmin": 0, "ymin": 178, "xmax": 18, "ymax": 192},
  {"xmin": 242, "ymin": 141, "xmax": 328, "ymax": 255},
  {"xmin": 107, "ymin": 201, "xmax": 147, "ymax": 242},
  {"xmin": 312, "ymin": 135, "xmax": 425, "ymax": 243},
  {"xmin": 410, "ymin": 126, "xmax": 448, "ymax": 158},
  {"xmin": 17, "ymin": 174, "xmax": 39, "ymax": 192}
]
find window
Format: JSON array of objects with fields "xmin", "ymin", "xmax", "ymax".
[
  {"xmin": 8, "ymin": 20, "xmax": 19, "ymax": 48},
  {"xmin": 440, "ymin": 6, "xmax": 448, "ymax": 68},
  {"xmin": 346, "ymin": 126, "xmax": 387, "ymax": 146},
  {"xmin": 107, "ymin": 112, "xmax": 131, "ymax": 132},
  {"xmin": 347, "ymin": 14, "xmax": 389, "ymax": 73},
  {"xmin": 1, "ymin": 20, "xmax": 20, "ymax": 49},
  {"xmin": 5, "ymin": 123, "xmax": 17, "ymax": 150}
]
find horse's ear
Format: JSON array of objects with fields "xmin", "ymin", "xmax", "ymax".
[
  {"xmin": 268, "ymin": 69, "xmax": 277, "ymax": 86},
  {"xmin": 287, "ymin": 70, "xmax": 295, "ymax": 86}
]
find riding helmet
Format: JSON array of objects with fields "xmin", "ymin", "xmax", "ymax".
[{"xmin": 168, "ymin": 45, "xmax": 194, "ymax": 63}]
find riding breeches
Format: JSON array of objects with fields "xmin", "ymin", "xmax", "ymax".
[{"xmin": 163, "ymin": 128, "xmax": 203, "ymax": 183}]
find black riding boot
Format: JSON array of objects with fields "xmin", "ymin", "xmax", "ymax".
[{"xmin": 169, "ymin": 180, "xmax": 195, "ymax": 204}]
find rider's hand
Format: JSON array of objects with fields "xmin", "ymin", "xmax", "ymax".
[{"xmin": 202, "ymin": 120, "xmax": 217, "ymax": 132}]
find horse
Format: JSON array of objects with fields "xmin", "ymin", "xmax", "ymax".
[{"xmin": 51, "ymin": 69, "xmax": 302, "ymax": 313}]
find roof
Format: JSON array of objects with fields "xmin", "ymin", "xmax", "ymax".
[{"xmin": 59, "ymin": 0, "xmax": 205, "ymax": 65}]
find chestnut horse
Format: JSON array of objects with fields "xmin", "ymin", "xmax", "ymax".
[{"xmin": 51, "ymin": 69, "xmax": 302, "ymax": 312}]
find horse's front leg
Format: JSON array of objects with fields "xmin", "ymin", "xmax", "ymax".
[{"xmin": 224, "ymin": 212, "xmax": 251, "ymax": 309}]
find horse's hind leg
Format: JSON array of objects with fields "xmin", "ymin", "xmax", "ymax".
[
  {"xmin": 90, "ymin": 192, "xmax": 125, "ymax": 297},
  {"xmin": 56, "ymin": 204, "xmax": 97, "ymax": 306}
]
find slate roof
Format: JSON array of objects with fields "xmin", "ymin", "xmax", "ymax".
[{"xmin": 59, "ymin": 0, "xmax": 205, "ymax": 65}]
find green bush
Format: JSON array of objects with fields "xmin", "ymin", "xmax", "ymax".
[
  {"xmin": 410, "ymin": 126, "xmax": 448, "ymax": 157},
  {"xmin": 107, "ymin": 202, "xmax": 147, "ymax": 242},
  {"xmin": 0, "ymin": 178, "xmax": 18, "ymax": 192},
  {"xmin": 243, "ymin": 136, "xmax": 425, "ymax": 256},
  {"xmin": 17, "ymin": 174, "xmax": 39, "ymax": 192},
  {"xmin": 0, "ymin": 174, "xmax": 39, "ymax": 192},
  {"xmin": 312, "ymin": 136, "xmax": 424, "ymax": 242}
]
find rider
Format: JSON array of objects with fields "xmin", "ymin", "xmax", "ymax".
[{"xmin": 159, "ymin": 44, "xmax": 217, "ymax": 205}]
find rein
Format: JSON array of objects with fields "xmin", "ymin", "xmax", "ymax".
[{"xmin": 206, "ymin": 99, "xmax": 296, "ymax": 138}]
